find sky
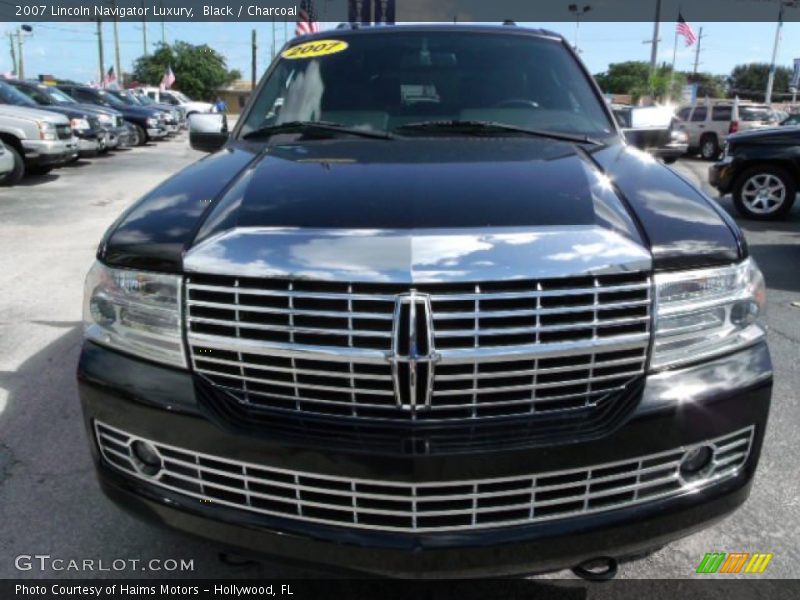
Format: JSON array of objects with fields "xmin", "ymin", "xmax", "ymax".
[{"xmin": 1, "ymin": 20, "xmax": 797, "ymax": 86}]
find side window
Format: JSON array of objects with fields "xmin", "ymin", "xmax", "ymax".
[
  {"xmin": 690, "ymin": 107, "xmax": 707, "ymax": 122},
  {"xmin": 677, "ymin": 107, "xmax": 690, "ymax": 120},
  {"xmin": 712, "ymin": 106, "xmax": 732, "ymax": 121}
]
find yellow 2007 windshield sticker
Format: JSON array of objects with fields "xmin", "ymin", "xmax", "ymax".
[{"xmin": 282, "ymin": 40, "xmax": 349, "ymax": 60}]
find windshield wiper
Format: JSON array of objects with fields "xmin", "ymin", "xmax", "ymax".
[
  {"xmin": 393, "ymin": 120, "xmax": 602, "ymax": 145},
  {"xmin": 242, "ymin": 120, "xmax": 394, "ymax": 141}
]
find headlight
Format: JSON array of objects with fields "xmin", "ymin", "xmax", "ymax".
[
  {"xmin": 652, "ymin": 258, "xmax": 766, "ymax": 370},
  {"xmin": 83, "ymin": 261, "xmax": 186, "ymax": 368},
  {"xmin": 147, "ymin": 116, "xmax": 159, "ymax": 127},
  {"xmin": 38, "ymin": 121, "xmax": 57, "ymax": 141},
  {"xmin": 70, "ymin": 118, "xmax": 91, "ymax": 131},
  {"xmin": 96, "ymin": 113, "xmax": 113, "ymax": 126}
]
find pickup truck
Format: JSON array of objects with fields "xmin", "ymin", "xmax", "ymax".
[
  {"xmin": 9, "ymin": 80, "xmax": 131, "ymax": 152},
  {"xmin": 135, "ymin": 86, "xmax": 213, "ymax": 118},
  {"xmin": 0, "ymin": 101, "xmax": 77, "ymax": 185},
  {"xmin": 79, "ymin": 24, "xmax": 771, "ymax": 578},
  {"xmin": 56, "ymin": 84, "xmax": 167, "ymax": 146},
  {"xmin": 0, "ymin": 79, "xmax": 105, "ymax": 157}
]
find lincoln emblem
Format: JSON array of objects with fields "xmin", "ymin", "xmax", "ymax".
[{"xmin": 387, "ymin": 291, "xmax": 440, "ymax": 412}]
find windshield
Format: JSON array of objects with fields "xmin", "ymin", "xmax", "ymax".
[
  {"xmin": 0, "ymin": 81, "xmax": 38, "ymax": 107},
  {"xmin": 136, "ymin": 94, "xmax": 155, "ymax": 105},
  {"xmin": 240, "ymin": 31, "xmax": 613, "ymax": 138},
  {"xmin": 10, "ymin": 83, "xmax": 52, "ymax": 105},
  {"xmin": 44, "ymin": 86, "xmax": 78, "ymax": 104},
  {"xmin": 96, "ymin": 90, "xmax": 127, "ymax": 108}
]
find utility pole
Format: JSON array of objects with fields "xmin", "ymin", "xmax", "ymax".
[
  {"xmin": 142, "ymin": 0, "xmax": 148, "ymax": 56},
  {"xmin": 96, "ymin": 19, "xmax": 105, "ymax": 85},
  {"xmin": 649, "ymin": 0, "xmax": 662, "ymax": 76},
  {"xmin": 251, "ymin": 29, "xmax": 257, "ymax": 90},
  {"xmin": 8, "ymin": 33, "xmax": 17, "ymax": 75},
  {"xmin": 271, "ymin": 19, "xmax": 276, "ymax": 60},
  {"xmin": 112, "ymin": 0, "xmax": 122, "ymax": 86},
  {"xmin": 160, "ymin": 1, "xmax": 166, "ymax": 44},
  {"xmin": 16, "ymin": 29, "xmax": 25, "ymax": 79},
  {"xmin": 765, "ymin": 4, "xmax": 786, "ymax": 105},
  {"xmin": 692, "ymin": 26, "xmax": 704, "ymax": 75}
]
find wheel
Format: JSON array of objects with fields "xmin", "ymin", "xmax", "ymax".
[
  {"xmin": 733, "ymin": 165, "xmax": 797, "ymax": 220},
  {"xmin": 663, "ymin": 156, "xmax": 678, "ymax": 165},
  {"xmin": 0, "ymin": 144, "xmax": 25, "ymax": 186},
  {"xmin": 699, "ymin": 134, "xmax": 720, "ymax": 160},
  {"xmin": 133, "ymin": 124, "xmax": 147, "ymax": 146}
]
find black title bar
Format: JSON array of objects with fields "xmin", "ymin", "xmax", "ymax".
[{"xmin": 3, "ymin": 0, "xmax": 800, "ymax": 22}]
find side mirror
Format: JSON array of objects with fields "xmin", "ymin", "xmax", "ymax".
[{"xmin": 189, "ymin": 113, "xmax": 228, "ymax": 153}]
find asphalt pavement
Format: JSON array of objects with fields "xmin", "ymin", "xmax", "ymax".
[{"xmin": 0, "ymin": 141, "xmax": 797, "ymax": 582}]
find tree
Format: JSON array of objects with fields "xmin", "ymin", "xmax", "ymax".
[
  {"xmin": 594, "ymin": 61, "xmax": 651, "ymax": 96},
  {"xmin": 594, "ymin": 61, "xmax": 686, "ymax": 103},
  {"xmin": 683, "ymin": 72, "xmax": 727, "ymax": 98},
  {"xmin": 728, "ymin": 63, "xmax": 793, "ymax": 101},
  {"xmin": 131, "ymin": 41, "xmax": 240, "ymax": 101}
]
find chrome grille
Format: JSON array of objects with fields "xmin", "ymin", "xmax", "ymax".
[
  {"xmin": 56, "ymin": 124, "xmax": 72, "ymax": 140},
  {"xmin": 96, "ymin": 422, "xmax": 754, "ymax": 533},
  {"xmin": 187, "ymin": 274, "xmax": 651, "ymax": 422}
]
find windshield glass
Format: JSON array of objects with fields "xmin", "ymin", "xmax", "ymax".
[
  {"xmin": 45, "ymin": 86, "xmax": 78, "ymax": 104},
  {"xmin": 136, "ymin": 94, "xmax": 155, "ymax": 105},
  {"xmin": 11, "ymin": 83, "xmax": 51, "ymax": 105},
  {"xmin": 0, "ymin": 81, "xmax": 38, "ymax": 107},
  {"xmin": 96, "ymin": 90, "xmax": 126, "ymax": 108},
  {"xmin": 240, "ymin": 31, "xmax": 613, "ymax": 138}
]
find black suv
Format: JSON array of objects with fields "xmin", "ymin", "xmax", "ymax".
[
  {"xmin": 79, "ymin": 25, "xmax": 772, "ymax": 577},
  {"xmin": 57, "ymin": 84, "xmax": 167, "ymax": 146},
  {"xmin": 710, "ymin": 126, "xmax": 799, "ymax": 219}
]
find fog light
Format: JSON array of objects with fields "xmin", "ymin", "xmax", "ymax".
[
  {"xmin": 679, "ymin": 445, "xmax": 714, "ymax": 482},
  {"xmin": 130, "ymin": 440, "xmax": 162, "ymax": 477}
]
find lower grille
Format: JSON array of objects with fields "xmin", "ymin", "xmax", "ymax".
[{"xmin": 95, "ymin": 421, "xmax": 753, "ymax": 534}]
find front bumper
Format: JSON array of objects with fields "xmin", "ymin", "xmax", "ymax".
[
  {"xmin": 77, "ymin": 342, "xmax": 772, "ymax": 577},
  {"xmin": 21, "ymin": 138, "xmax": 77, "ymax": 166},
  {"xmin": 709, "ymin": 157, "xmax": 736, "ymax": 194},
  {"xmin": 147, "ymin": 126, "xmax": 168, "ymax": 139}
]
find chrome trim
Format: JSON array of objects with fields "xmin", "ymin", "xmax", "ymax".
[
  {"xmin": 183, "ymin": 226, "xmax": 652, "ymax": 283},
  {"xmin": 95, "ymin": 421, "xmax": 754, "ymax": 534}
]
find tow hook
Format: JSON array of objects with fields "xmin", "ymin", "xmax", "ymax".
[{"xmin": 571, "ymin": 556, "xmax": 619, "ymax": 581}]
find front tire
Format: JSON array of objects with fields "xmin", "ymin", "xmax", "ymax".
[
  {"xmin": 699, "ymin": 134, "xmax": 720, "ymax": 161},
  {"xmin": 1, "ymin": 145, "xmax": 25, "ymax": 186},
  {"xmin": 733, "ymin": 165, "xmax": 797, "ymax": 220},
  {"xmin": 133, "ymin": 124, "xmax": 147, "ymax": 147}
]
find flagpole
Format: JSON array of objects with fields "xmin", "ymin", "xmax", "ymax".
[{"xmin": 669, "ymin": 10, "xmax": 680, "ymax": 102}]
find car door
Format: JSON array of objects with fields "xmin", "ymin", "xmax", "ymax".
[{"xmin": 687, "ymin": 106, "xmax": 707, "ymax": 147}]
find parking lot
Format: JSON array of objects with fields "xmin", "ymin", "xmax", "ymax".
[{"xmin": 0, "ymin": 139, "xmax": 798, "ymax": 580}]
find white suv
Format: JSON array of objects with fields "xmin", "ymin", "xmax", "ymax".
[{"xmin": 676, "ymin": 100, "xmax": 778, "ymax": 160}]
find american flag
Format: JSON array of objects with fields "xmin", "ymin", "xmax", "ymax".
[
  {"xmin": 296, "ymin": 0, "xmax": 320, "ymax": 37},
  {"xmin": 160, "ymin": 64, "xmax": 176, "ymax": 90},
  {"xmin": 103, "ymin": 66, "xmax": 116, "ymax": 88},
  {"xmin": 676, "ymin": 13, "xmax": 697, "ymax": 46}
]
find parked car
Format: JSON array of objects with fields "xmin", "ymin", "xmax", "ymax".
[
  {"xmin": 709, "ymin": 126, "xmax": 799, "ymax": 219},
  {"xmin": 56, "ymin": 84, "xmax": 167, "ymax": 146},
  {"xmin": 676, "ymin": 100, "xmax": 778, "ymax": 160},
  {"xmin": 781, "ymin": 113, "xmax": 800, "ymax": 127},
  {"xmin": 0, "ymin": 140, "xmax": 15, "ymax": 182},
  {"xmin": 8, "ymin": 80, "xmax": 131, "ymax": 151},
  {"xmin": 105, "ymin": 89, "xmax": 181, "ymax": 135},
  {"xmin": 79, "ymin": 25, "xmax": 771, "ymax": 578},
  {"xmin": 0, "ymin": 101, "xmax": 77, "ymax": 185},
  {"xmin": 612, "ymin": 105, "xmax": 688, "ymax": 164},
  {"xmin": 135, "ymin": 86, "xmax": 212, "ymax": 118},
  {"xmin": 1, "ymin": 79, "xmax": 105, "ymax": 157}
]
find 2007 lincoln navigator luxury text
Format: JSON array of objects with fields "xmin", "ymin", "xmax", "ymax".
[{"xmin": 77, "ymin": 25, "xmax": 772, "ymax": 577}]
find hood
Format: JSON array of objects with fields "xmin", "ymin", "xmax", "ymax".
[
  {"xmin": 72, "ymin": 103, "xmax": 122, "ymax": 118},
  {"xmin": 728, "ymin": 126, "xmax": 800, "ymax": 143},
  {"xmin": 0, "ymin": 104, "xmax": 69, "ymax": 123},
  {"xmin": 100, "ymin": 137, "xmax": 741, "ymax": 274},
  {"xmin": 34, "ymin": 105, "xmax": 88, "ymax": 120}
]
